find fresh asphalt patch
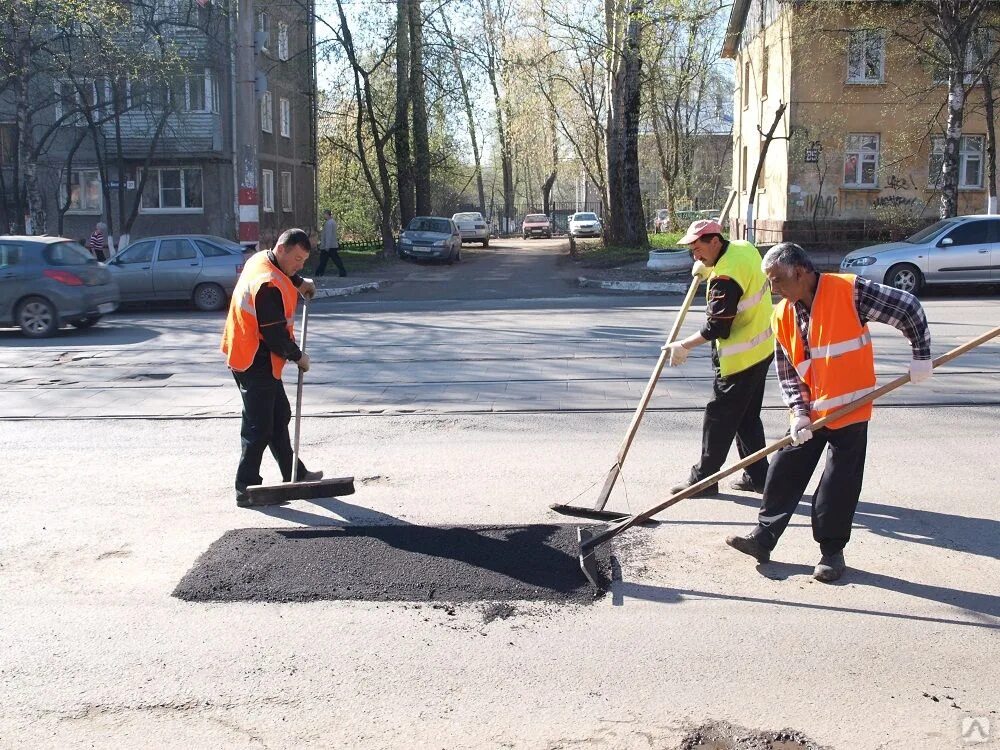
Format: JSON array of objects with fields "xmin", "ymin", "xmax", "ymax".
[{"xmin": 173, "ymin": 524, "xmax": 612, "ymax": 604}]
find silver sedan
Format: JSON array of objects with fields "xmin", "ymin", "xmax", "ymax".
[
  {"xmin": 397, "ymin": 217, "xmax": 462, "ymax": 264},
  {"xmin": 841, "ymin": 215, "xmax": 1000, "ymax": 294},
  {"xmin": 107, "ymin": 235, "xmax": 250, "ymax": 311}
]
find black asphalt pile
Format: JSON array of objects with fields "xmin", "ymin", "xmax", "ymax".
[
  {"xmin": 173, "ymin": 524, "xmax": 612, "ymax": 604},
  {"xmin": 679, "ymin": 721, "xmax": 825, "ymax": 750}
]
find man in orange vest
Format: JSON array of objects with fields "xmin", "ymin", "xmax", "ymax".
[
  {"xmin": 221, "ymin": 228, "xmax": 320, "ymax": 507},
  {"xmin": 725, "ymin": 242, "xmax": 932, "ymax": 582}
]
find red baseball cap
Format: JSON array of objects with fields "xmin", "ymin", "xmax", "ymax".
[{"xmin": 678, "ymin": 219, "xmax": 723, "ymax": 245}]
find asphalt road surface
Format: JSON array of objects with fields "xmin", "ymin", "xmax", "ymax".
[{"xmin": 2, "ymin": 239, "xmax": 998, "ymax": 748}]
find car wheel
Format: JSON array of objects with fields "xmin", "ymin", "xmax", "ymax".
[
  {"xmin": 16, "ymin": 296, "xmax": 59, "ymax": 338},
  {"xmin": 884, "ymin": 263, "xmax": 923, "ymax": 295},
  {"xmin": 455, "ymin": 246, "xmax": 461, "ymax": 262},
  {"xmin": 193, "ymin": 282, "xmax": 227, "ymax": 312},
  {"xmin": 69, "ymin": 315, "xmax": 101, "ymax": 329},
  {"xmin": 482, "ymin": 238, "xmax": 489, "ymax": 247}
]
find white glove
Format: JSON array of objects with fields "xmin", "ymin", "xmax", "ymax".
[
  {"xmin": 298, "ymin": 278, "xmax": 317, "ymax": 300},
  {"xmin": 296, "ymin": 352, "xmax": 311, "ymax": 373},
  {"xmin": 662, "ymin": 341, "xmax": 689, "ymax": 367},
  {"xmin": 909, "ymin": 357, "xmax": 933, "ymax": 384},
  {"xmin": 789, "ymin": 414, "xmax": 813, "ymax": 446},
  {"xmin": 691, "ymin": 260, "xmax": 710, "ymax": 280}
]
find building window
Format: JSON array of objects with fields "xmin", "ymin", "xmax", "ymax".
[
  {"xmin": 278, "ymin": 22, "xmax": 289, "ymax": 61},
  {"xmin": 54, "ymin": 79, "xmax": 110, "ymax": 122},
  {"xmin": 61, "ymin": 170, "xmax": 102, "ymax": 212},
  {"xmin": 210, "ymin": 74, "xmax": 220, "ymax": 114},
  {"xmin": 741, "ymin": 145, "xmax": 748, "ymax": 192},
  {"xmin": 742, "ymin": 61, "xmax": 751, "ymax": 108},
  {"xmin": 262, "ymin": 169, "xmax": 274, "ymax": 212},
  {"xmin": 140, "ymin": 167, "xmax": 204, "ymax": 212},
  {"xmin": 761, "ymin": 47, "xmax": 769, "ymax": 98},
  {"xmin": 186, "ymin": 75, "xmax": 205, "ymax": 112},
  {"xmin": 281, "ymin": 171, "xmax": 292, "ymax": 212},
  {"xmin": 260, "ymin": 91, "xmax": 273, "ymax": 133},
  {"xmin": 929, "ymin": 135, "xmax": 984, "ymax": 189},
  {"xmin": 847, "ymin": 29, "xmax": 884, "ymax": 83},
  {"xmin": 279, "ymin": 98, "xmax": 290, "ymax": 137},
  {"xmin": 256, "ymin": 11, "xmax": 270, "ymax": 35},
  {"xmin": 844, "ymin": 134, "xmax": 880, "ymax": 187}
]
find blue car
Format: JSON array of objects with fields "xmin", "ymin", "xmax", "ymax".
[{"xmin": 0, "ymin": 235, "xmax": 120, "ymax": 338}]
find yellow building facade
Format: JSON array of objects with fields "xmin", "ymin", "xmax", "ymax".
[{"xmin": 723, "ymin": 0, "xmax": 994, "ymax": 247}]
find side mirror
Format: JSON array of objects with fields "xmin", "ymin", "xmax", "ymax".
[{"xmin": 939, "ymin": 237, "xmax": 954, "ymax": 247}]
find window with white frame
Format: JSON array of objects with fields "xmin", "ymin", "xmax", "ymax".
[
  {"xmin": 261, "ymin": 91, "xmax": 273, "ymax": 133},
  {"xmin": 140, "ymin": 167, "xmax": 204, "ymax": 211},
  {"xmin": 278, "ymin": 22, "xmax": 289, "ymax": 60},
  {"xmin": 843, "ymin": 134, "xmax": 880, "ymax": 187},
  {"xmin": 279, "ymin": 98, "xmax": 290, "ymax": 137},
  {"xmin": 210, "ymin": 74, "xmax": 220, "ymax": 113},
  {"xmin": 742, "ymin": 61, "xmax": 750, "ymax": 108},
  {"xmin": 847, "ymin": 29, "xmax": 885, "ymax": 83},
  {"xmin": 60, "ymin": 170, "xmax": 102, "ymax": 212},
  {"xmin": 281, "ymin": 171, "xmax": 292, "ymax": 212},
  {"xmin": 928, "ymin": 135, "xmax": 984, "ymax": 189},
  {"xmin": 54, "ymin": 79, "xmax": 110, "ymax": 122},
  {"xmin": 262, "ymin": 169, "xmax": 274, "ymax": 212},
  {"xmin": 761, "ymin": 47, "xmax": 769, "ymax": 98}
]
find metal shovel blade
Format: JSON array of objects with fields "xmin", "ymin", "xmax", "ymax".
[
  {"xmin": 245, "ymin": 476, "xmax": 356, "ymax": 506},
  {"xmin": 550, "ymin": 503, "xmax": 631, "ymax": 521},
  {"xmin": 577, "ymin": 527, "xmax": 603, "ymax": 592}
]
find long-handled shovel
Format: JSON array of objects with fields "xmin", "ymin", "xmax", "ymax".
[
  {"xmin": 577, "ymin": 325, "xmax": 1000, "ymax": 589},
  {"xmin": 246, "ymin": 300, "xmax": 355, "ymax": 505},
  {"xmin": 550, "ymin": 276, "xmax": 703, "ymax": 521}
]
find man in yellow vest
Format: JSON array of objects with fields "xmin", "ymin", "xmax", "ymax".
[
  {"xmin": 221, "ymin": 228, "xmax": 320, "ymax": 507},
  {"xmin": 726, "ymin": 242, "xmax": 932, "ymax": 581},
  {"xmin": 664, "ymin": 219, "xmax": 775, "ymax": 497}
]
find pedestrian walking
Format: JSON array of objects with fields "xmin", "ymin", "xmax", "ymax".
[
  {"xmin": 316, "ymin": 209, "xmax": 346, "ymax": 277},
  {"xmin": 663, "ymin": 219, "xmax": 775, "ymax": 496},
  {"xmin": 221, "ymin": 228, "xmax": 322, "ymax": 507},
  {"xmin": 86, "ymin": 222, "xmax": 109, "ymax": 261},
  {"xmin": 725, "ymin": 242, "xmax": 932, "ymax": 582}
]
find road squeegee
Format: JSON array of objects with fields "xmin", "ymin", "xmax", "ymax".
[
  {"xmin": 550, "ymin": 276, "xmax": 703, "ymax": 521},
  {"xmin": 246, "ymin": 300, "xmax": 355, "ymax": 506},
  {"xmin": 576, "ymin": 325, "xmax": 1000, "ymax": 590}
]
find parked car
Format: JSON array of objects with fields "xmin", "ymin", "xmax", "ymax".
[
  {"xmin": 397, "ymin": 217, "xmax": 462, "ymax": 264},
  {"xmin": 840, "ymin": 215, "xmax": 1000, "ymax": 294},
  {"xmin": 107, "ymin": 234, "xmax": 249, "ymax": 311},
  {"xmin": 653, "ymin": 209, "xmax": 670, "ymax": 233},
  {"xmin": 522, "ymin": 214, "xmax": 552, "ymax": 239},
  {"xmin": 568, "ymin": 212, "xmax": 602, "ymax": 238},
  {"xmin": 451, "ymin": 212, "xmax": 490, "ymax": 246},
  {"xmin": 0, "ymin": 235, "xmax": 119, "ymax": 338}
]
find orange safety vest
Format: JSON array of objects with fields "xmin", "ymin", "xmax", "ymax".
[
  {"xmin": 221, "ymin": 250, "xmax": 299, "ymax": 379},
  {"xmin": 773, "ymin": 273, "xmax": 876, "ymax": 430}
]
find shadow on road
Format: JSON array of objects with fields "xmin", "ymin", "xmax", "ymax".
[{"xmin": 0, "ymin": 322, "xmax": 161, "ymax": 347}]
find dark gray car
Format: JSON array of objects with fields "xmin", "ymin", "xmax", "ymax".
[
  {"xmin": 0, "ymin": 235, "xmax": 120, "ymax": 338},
  {"xmin": 107, "ymin": 235, "xmax": 250, "ymax": 311}
]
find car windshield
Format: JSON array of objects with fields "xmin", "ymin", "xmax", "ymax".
[
  {"xmin": 905, "ymin": 219, "xmax": 957, "ymax": 243},
  {"xmin": 575, "ymin": 213, "xmax": 598, "ymax": 221},
  {"xmin": 452, "ymin": 213, "xmax": 482, "ymax": 221},
  {"xmin": 525, "ymin": 214, "xmax": 548, "ymax": 222},
  {"xmin": 408, "ymin": 218, "xmax": 451, "ymax": 234},
  {"xmin": 44, "ymin": 241, "xmax": 96, "ymax": 266}
]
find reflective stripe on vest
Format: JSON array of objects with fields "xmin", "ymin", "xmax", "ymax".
[
  {"xmin": 773, "ymin": 273, "xmax": 877, "ymax": 430},
  {"xmin": 711, "ymin": 239, "xmax": 774, "ymax": 376},
  {"xmin": 793, "ymin": 330, "xmax": 872, "ymax": 379}
]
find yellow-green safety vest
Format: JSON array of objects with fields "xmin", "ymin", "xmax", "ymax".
[{"xmin": 710, "ymin": 239, "xmax": 774, "ymax": 376}]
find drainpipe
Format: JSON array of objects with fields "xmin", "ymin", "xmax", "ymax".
[{"xmin": 229, "ymin": 5, "xmax": 239, "ymax": 241}]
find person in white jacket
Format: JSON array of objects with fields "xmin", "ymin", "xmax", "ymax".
[{"xmin": 317, "ymin": 209, "xmax": 346, "ymax": 277}]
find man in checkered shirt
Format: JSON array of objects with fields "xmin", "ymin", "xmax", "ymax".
[{"xmin": 725, "ymin": 242, "xmax": 932, "ymax": 582}]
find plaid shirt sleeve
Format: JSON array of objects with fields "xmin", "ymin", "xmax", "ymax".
[
  {"xmin": 854, "ymin": 277, "xmax": 932, "ymax": 359},
  {"xmin": 774, "ymin": 339, "xmax": 811, "ymax": 417}
]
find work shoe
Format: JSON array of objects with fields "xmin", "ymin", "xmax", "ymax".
[
  {"xmin": 298, "ymin": 469, "xmax": 323, "ymax": 482},
  {"xmin": 669, "ymin": 479, "xmax": 719, "ymax": 498},
  {"xmin": 730, "ymin": 475, "xmax": 765, "ymax": 494},
  {"xmin": 725, "ymin": 533, "xmax": 771, "ymax": 563},
  {"xmin": 813, "ymin": 552, "xmax": 846, "ymax": 582},
  {"xmin": 236, "ymin": 490, "xmax": 251, "ymax": 508}
]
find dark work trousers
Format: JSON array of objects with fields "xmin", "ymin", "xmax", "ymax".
[
  {"xmin": 689, "ymin": 353, "xmax": 773, "ymax": 488},
  {"xmin": 316, "ymin": 246, "xmax": 346, "ymax": 277},
  {"xmin": 232, "ymin": 368, "xmax": 309, "ymax": 491},
  {"xmin": 754, "ymin": 421, "xmax": 869, "ymax": 555}
]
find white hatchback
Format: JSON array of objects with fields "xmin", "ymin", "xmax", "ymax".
[{"xmin": 451, "ymin": 212, "xmax": 490, "ymax": 246}]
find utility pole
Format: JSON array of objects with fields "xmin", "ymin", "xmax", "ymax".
[{"xmin": 235, "ymin": 0, "xmax": 259, "ymax": 246}]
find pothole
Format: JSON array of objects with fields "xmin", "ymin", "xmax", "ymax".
[{"xmin": 680, "ymin": 721, "xmax": 826, "ymax": 750}]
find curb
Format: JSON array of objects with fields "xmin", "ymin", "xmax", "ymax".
[
  {"xmin": 314, "ymin": 281, "xmax": 385, "ymax": 299},
  {"xmin": 577, "ymin": 277, "xmax": 690, "ymax": 293}
]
